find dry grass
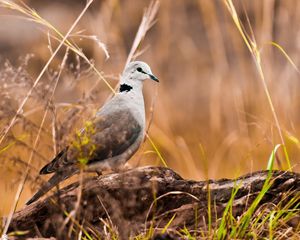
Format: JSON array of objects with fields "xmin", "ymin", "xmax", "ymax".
[{"xmin": 0, "ymin": 0, "xmax": 299, "ymax": 238}]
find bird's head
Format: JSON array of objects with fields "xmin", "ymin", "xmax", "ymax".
[
  {"xmin": 123, "ymin": 61, "xmax": 159, "ymax": 82},
  {"xmin": 120, "ymin": 61, "xmax": 158, "ymax": 92}
]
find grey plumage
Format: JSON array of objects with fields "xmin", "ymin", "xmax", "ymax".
[{"xmin": 26, "ymin": 61, "xmax": 158, "ymax": 205}]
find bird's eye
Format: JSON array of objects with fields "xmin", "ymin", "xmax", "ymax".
[{"xmin": 137, "ymin": 67, "xmax": 143, "ymax": 72}]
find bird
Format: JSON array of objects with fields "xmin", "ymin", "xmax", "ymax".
[{"xmin": 26, "ymin": 61, "xmax": 159, "ymax": 205}]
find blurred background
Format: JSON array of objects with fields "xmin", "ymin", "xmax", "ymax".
[{"xmin": 0, "ymin": 0, "xmax": 300, "ymax": 215}]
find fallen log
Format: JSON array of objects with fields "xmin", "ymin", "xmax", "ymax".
[{"xmin": 8, "ymin": 167, "xmax": 300, "ymax": 239}]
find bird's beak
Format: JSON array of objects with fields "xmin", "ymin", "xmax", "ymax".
[{"xmin": 149, "ymin": 74, "xmax": 159, "ymax": 82}]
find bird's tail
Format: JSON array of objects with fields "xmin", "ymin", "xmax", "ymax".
[{"xmin": 26, "ymin": 169, "xmax": 76, "ymax": 205}]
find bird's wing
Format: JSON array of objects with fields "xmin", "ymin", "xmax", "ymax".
[
  {"xmin": 39, "ymin": 147, "xmax": 68, "ymax": 174},
  {"xmin": 86, "ymin": 109, "xmax": 142, "ymax": 165},
  {"xmin": 39, "ymin": 109, "xmax": 142, "ymax": 174}
]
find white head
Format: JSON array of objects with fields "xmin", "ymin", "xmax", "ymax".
[{"xmin": 119, "ymin": 61, "xmax": 158, "ymax": 93}]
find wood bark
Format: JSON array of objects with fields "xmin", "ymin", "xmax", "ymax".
[{"xmin": 8, "ymin": 167, "xmax": 300, "ymax": 239}]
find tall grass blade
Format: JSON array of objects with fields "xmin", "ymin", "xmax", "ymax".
[{"xmin": 267, "ymin": 144, "xmax": 281, "ymax": 171}]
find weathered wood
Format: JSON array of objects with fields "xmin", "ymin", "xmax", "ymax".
[{"xmin": 8, "ymin": 167, "xmax": 300, "ymax": 239}]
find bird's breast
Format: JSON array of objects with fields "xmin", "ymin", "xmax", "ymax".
[{"xmin": 120, "ymin": 92, "xmax": 145, "ymax": 125}]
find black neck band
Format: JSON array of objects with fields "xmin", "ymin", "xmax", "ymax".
[{"xmin": 119, "ymin": 83, "xmax": 133, "ymax": 92}]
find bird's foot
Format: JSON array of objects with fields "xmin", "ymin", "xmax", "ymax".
[{"xmin": 95, "ymin": 170, "xmax": 102, "ymax": 177}]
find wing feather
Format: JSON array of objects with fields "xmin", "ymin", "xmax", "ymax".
[
  {"xmin": 38, "ymin": 110, "xmax": 142, "ymax": 174},
  {"xmin": 39, "ymin": 147, "xmax": 68, "ymax": 174}
]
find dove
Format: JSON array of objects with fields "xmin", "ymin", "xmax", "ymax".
[{"xmin": 26, "ymin": 61, "xmax": 158, "ymax": 205}]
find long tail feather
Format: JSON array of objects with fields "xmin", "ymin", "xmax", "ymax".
[{"xmin": 26, "ymin": 168, "xmax": 76, "ymax": 205}]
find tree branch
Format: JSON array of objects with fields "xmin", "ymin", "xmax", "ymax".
[{"xmin": 8, "ymin": 167, "xmax": 300, "ymax": 239}]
